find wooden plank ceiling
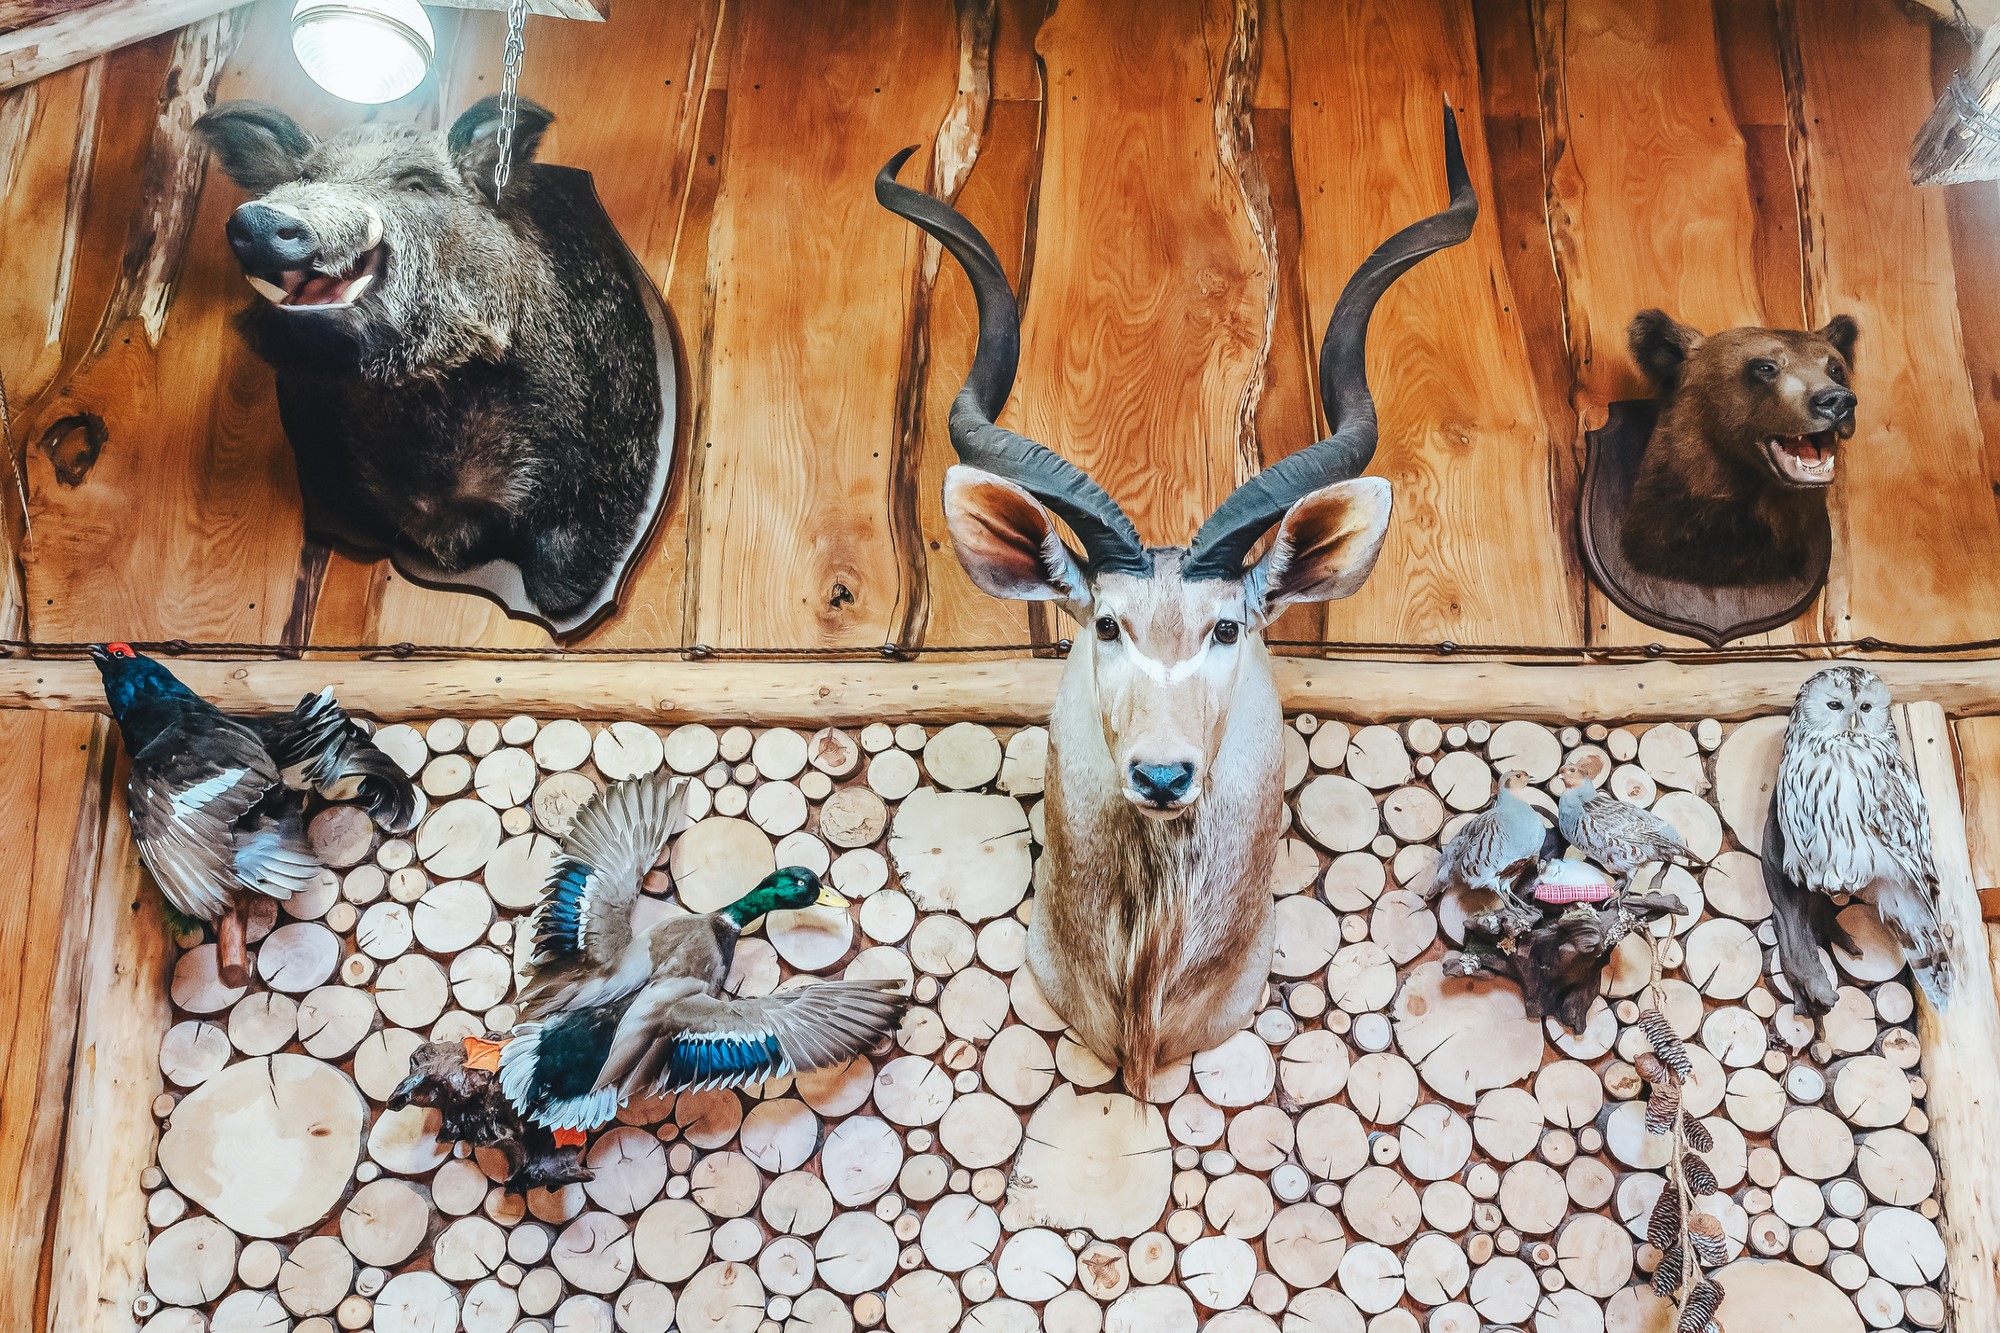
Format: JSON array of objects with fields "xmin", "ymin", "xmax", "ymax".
[{"xmin": 2, "ymin": 0, "xmax": 1998, "ymax": 655}]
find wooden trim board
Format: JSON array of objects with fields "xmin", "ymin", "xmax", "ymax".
[{"xmin": 9, "ymin": 654, "xmax": 2000, "ymax": 724}]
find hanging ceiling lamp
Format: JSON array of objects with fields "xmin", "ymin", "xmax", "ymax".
[{"xmin": 290, "ymin": 0, "xmax": 437, "ymax": 105}]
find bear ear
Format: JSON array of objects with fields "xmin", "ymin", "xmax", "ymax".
[
  {"xmin": 448, "ymin": 95, "xmax": 555, "ymax": 202},
  {"xmin": 1628, "ymin": 309, "xmax": 1703, "ymax": 392},
  {"xmin": 1815, "ymin": 314, "xmax": 1858, "ymax": 368},
  {"xmin": 196, "ymin": 101, "xmax": 314, "ymax": 192}
]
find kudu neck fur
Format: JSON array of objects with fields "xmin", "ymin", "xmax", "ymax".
[{"xmin": 878, "ymin": 104, "xmax": 1477, "ymax": 1091}]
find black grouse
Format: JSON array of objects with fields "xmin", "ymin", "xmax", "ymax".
[{"xmin": 91, "ymin": 643, "xmax": 418, "ymax": 976}]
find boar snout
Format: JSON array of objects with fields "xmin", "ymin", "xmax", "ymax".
[{"xmin": 227, "ymin": 201, "xmax": 319, "ymax": 272}]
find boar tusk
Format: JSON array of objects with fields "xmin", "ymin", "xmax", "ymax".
[
  {"xmin": 362, "ymin": 206, "xmax": 383, "ymax": 251},
  {"xmin": 246, "ymin": 275, "xmax": 289, "ymax": 305},
  {"xmin": 345, "ymin": 273, "xmax": 376, "ymax": 302}
]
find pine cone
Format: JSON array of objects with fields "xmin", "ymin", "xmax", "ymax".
[
  {"xmin": 1682, "ymin": 1117, "xmax": 1714, "ymax": 1153},
  {"xmin": 1646, "ymin": 1081, "xmax": 1682, "ymax": 1134},
  {"xmin": 1653, "ymin": 1244, "xmax": 1684, "ymax": 1297},
  {"xmin": 1648, "ymin": 1184, "xmax": 1682, "ymax": 1249},
  {"xmin": 1636, "ymin": 1051, "xmax": 1670, "ymax": 1085},
  {"xmin": 1683, "ymin": 1152, "xmax": 1718, "ymax": 1197},
  {"xmin": 1640, "ymin": 1008, "xmax": 1693, "ymax": 1078},
  {"xmin": 1679, "ymin": 1279, "xmax": 1723, "ymax": 1333},
  {"xmin": 1692, "ymin": 1227, "xmax": 1730, "ymax": 1266}
]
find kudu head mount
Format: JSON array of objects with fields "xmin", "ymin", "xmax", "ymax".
[{"xmin": 878, "ymin": 104, "xmax": 1476, "ymax": 818}]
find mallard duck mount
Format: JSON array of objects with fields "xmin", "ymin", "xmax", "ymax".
[{"xmin": 1580, "ymin": 309, "xmax": 1857, "ymax": 646}]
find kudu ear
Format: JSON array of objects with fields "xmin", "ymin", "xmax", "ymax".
[
  {"xmin": 1248, "ymin": 477, "xmax": 1392, "ymax": 621},
  {"xmin": 942, "ymin": 465, "xmax": 1091, "ymax": 607},
  {"xmin": 196, "ymin": 101, "xmax": 314, "ymax": 192}
]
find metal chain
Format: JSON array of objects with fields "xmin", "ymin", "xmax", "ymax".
[{"xmin": 491, "ymin": 0, "xmax": 530, "ymax": 195}]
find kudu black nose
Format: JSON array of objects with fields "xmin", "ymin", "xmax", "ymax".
[
  {"xmin": 226, "ymin": 202, "xmax": 318, "ymax": 271},
  {"xmin": 1130, "ymin": 761, "xmax": 1195, "ymax": 804},
  {"xmin": 1810, "ymin": 386, "xmax": 1856, "ymax": 424}
]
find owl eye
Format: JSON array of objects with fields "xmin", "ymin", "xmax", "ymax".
[
  {"xmin": 1859, "ymin": 702, "xmax": 1872, "ymax": 712},
  {"xmin": 1825, "ymin": 700, "xmax": 1843, "ymax": 711}
]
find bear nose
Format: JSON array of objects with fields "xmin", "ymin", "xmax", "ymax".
[
  {"xmin": 225, "ymin": 201, "xmax": 319, "ymax": 271},
  {"xmin": 1810, "ymin": 386, "xmax": 1856, "ymax": 423},
  {"xmin": 1129, "ymin": 761, "xmax": 1195, "ymax": 804}
]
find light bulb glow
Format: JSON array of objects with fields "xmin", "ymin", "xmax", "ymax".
[{"xmin": 291, "ymin": 0, "xmax": 434, "ymax": 105}]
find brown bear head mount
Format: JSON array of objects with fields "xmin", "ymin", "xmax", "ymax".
[{"xmin": 1620, "ymin": 309, "xmax": 1857, "ymax": 588}]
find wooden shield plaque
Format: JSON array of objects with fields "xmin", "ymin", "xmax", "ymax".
[
  {"xmin": 290, "ymin": 165, "xmax": 683, "ymax": 642},
  {"xmin": 1579, "ymin": 400, "xmax": 1829, "ymax": 647}
]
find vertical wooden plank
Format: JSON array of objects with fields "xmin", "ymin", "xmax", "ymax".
[
  {"xmin": 1012, "ymin": 0, "xmax": 1269, "ymax": 549},
  {"xmin": 691, "ymin": 0, "xmax": 959, "ymax": 651},
  {"xmin": 44, "ymin": 764, "xmax": 166, "ymax": 1333},
  {"xmin": 1536, "ymin": 0, "xmax": 1810, "ymax": 647},
  {"xmin": 0, "ymin": 712, "xmax": 108, "ymax": 1333},
  {"xmin": 1953, "ymin": 715, "xmax": 2000, "ymax": 1000},
  {"xmin": 1473, "ymin": 0, "xmax": 1584, "ymax": 574},
  {"xmin": 20, "ymin": 5, "xmax": 309, "ymax": 646},
  {"xmin": 1286, "ymin": 0, "xmax": 1580, "ymax": 647},
  {"xmin": 0, "ymin": 60, "xmax": 99, "ymax": 406},
  {"xmin": 1901, "ymin": 705, "xmax": 2000, "ymax": 1333},
  {"xmin": 909, "ymin": 14, "xmax": 1041, "ymax": 652},
  {"xmin": 1784, "ymin": 0, "xmax": 2000, "ymax": 644},
  {"xmin": 1252, "ymin": 105, "xmax": 1329, "ymax": 652}
]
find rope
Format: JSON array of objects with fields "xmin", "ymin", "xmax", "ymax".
[{"xmin": 7, "ymin": 632, "xmax": 2000, "ymax": 664}]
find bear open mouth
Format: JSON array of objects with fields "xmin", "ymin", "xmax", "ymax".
[
  {"xmin": 1764, "ymin": 431, "xmax": 1837, "ymax": 487},
  {"xmin": 246, "ymin": 242, "xmax": 387, "ymax": 313}
]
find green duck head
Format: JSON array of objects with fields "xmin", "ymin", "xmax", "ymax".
[{"xmin": 721, "ymin": 866, "xmax": 844, "ymax": 927}]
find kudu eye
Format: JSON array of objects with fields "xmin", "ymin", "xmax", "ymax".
[
  {"xmin": 1094, "ymin": 616, "xmax": 1119, "ymax": 643},
  {"xmin": 1213, "ymin": 620, "xmax": 1240, "ymax": 645}
]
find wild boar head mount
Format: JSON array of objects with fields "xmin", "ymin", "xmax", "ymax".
[{"xmin": 196, "ymin": 96, "xmax": 680, "ymax": 637}]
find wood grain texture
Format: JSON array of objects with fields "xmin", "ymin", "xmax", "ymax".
[
  {"xmin": 1286, "ymin": 0, "xmax": 1579, "ymax": 647},
  {"xmin": 44, "ymin": 764, "xmax": 168, "ymax": 1333},
  {"xmin": 691, "ymin": 0, "xmax": 958, "ymax": 650},
  {"xmin": 1536, "ymin": 0, "xmax": 1809, "ymax": 647},
  {"xmin": 0, "ymin": 60, "xmax": 97, "ymax": 405},
  {"xmin": 1010, "ymin": 0, "xmax": 1269, "ymax": 548},
  {"xmin": 0, "ymin": 711, "xmax": 106, "ymax": 1333},
  {"xmin": 17, "ymin": 8, "xmax": 312, "ymax": 647},
  {"xmin": 910, "ymin": 91, "xmax": 1039, "ymax": 651},
  {"xmin": 1932, "ymin": 21, "xmax": 2000, "ymax": 531},
  {"xmin": 1783, "ymin": 0, "xmax": 2000, "ymax": 644}
]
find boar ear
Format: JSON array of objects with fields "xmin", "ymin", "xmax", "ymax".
[
  {"xmin": 449, "ymin": 95, "xmax": 555, "ymax": 201},
  {"xmin": 1815, "ymin": 314, "xmax": 1858, "ymax": 368},
  {"xmin": 1628, "ymin": 308, "xmax": 1702, "ymax": 392},
  {"xmin": 196, "ymin": 101, "xmax": 312, "ymax": 192}
]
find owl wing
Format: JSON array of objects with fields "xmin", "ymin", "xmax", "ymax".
[{"xmin": 1877, "ymin": 754, "xmax": 1940, "ymax": 893}]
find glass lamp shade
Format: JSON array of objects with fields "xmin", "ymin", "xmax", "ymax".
[{"xmin": 291, "ymin": 0, "xmax": 435, "ymax": 105}]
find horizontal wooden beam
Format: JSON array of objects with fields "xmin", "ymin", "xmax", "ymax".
[
  {"xmin": 0, "ymin": 0, "xmax": 236, "ymax": 89},
  {"xmin": 1, "ymin": 0, "xmax": 606, "ymax": 92},
  {"xmin": 9, "ymin": 654, "xmax": 2000, "ymax": 725}
]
